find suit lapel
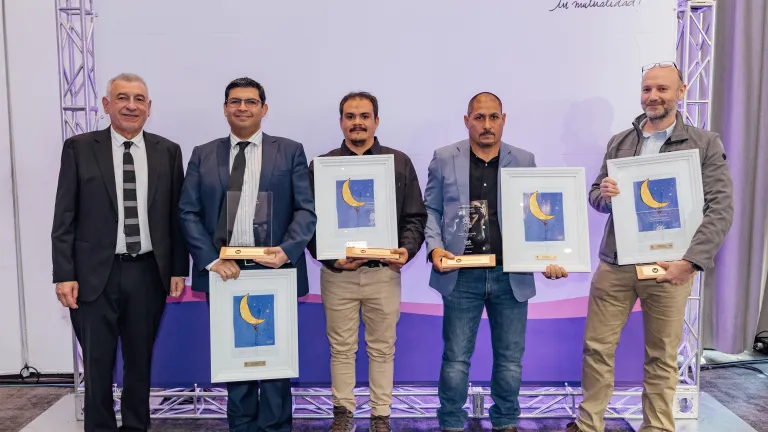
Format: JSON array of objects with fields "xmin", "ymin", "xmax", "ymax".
[
  {"xmin": 93, "ymin": 128, "xmax": 118, "ymax": 212},
  {"xmin": 453, "ymin": 142, "xmax": 470, "ymax": 206},
  {"xmin": 217, "ymin": 137, "xmax": 230, "ymax": 190},
  {"xmin": 259, "ymin": 133, "xmax": 278, "ymax": 190},
  {"xmin": 145, "ymin": 132, "xmax": 161, "ymax": 209},
  {"xmin": 497, "ymin": 144, "xmax": 520, "ymax": 230}
]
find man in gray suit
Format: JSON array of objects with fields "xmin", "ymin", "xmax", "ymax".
[{"xmin": 424, "ymin": 92, "xmax": 568, "ymax": 432}]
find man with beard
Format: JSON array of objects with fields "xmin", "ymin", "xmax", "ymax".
[
  {"xmin": 307, "ymin": 92, "xmax": 427, "ymax": 432},
  {"xmin": 565, "ymin": 63, "xmax": 733, "ymax": 432},
  {"xmin": 425, "ymin": 92, "xmax": 568, "ymax": 432}
]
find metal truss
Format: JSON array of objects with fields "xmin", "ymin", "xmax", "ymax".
[
  {"xmin": 55, "ymin": 0, "xmax": 97, "ymax": 421},
  {"xmin": 67, "ymin": 0, "xmax": 714, "ymax": 424},
  {"xmin": 55, "ymin": 0, "xmax": 98, "ymax": 139}
]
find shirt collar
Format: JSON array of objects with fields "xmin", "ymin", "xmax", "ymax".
[
  {"xmin": 640, "ymin": 119, "xmax": 676, "ymax": 140},
  {"xmin": 339, "ymin": 137, "xmax": 381, "ymax": 156},
  {"xmin": 230, "ymin": 129, "xmax": 263, "ymax": 148},
  {"xmin": 111, "ymin": 126, "xmax": 145, "ymax": 148}
]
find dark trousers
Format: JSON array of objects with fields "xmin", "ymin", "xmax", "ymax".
[
  {"xmin": 226, "ymin": 379, "xmax": 293, "ymax": 432},
  {"xmin": 70, "ymin": 253, "xmax": 167, "ymax": 432}
]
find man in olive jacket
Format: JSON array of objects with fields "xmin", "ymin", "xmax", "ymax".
[{"xmin": 566, "ymin": 63, "xmax": 734, "ymax": 432}]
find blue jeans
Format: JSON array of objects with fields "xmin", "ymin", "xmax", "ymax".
[{"xmin": 437, "ymin": 267, "xmax": 528, "ymax": 430}]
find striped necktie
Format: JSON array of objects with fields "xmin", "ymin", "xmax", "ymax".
[{"xmin": 123, "ymin": 141, "xmax": 141, "ymax": 254}]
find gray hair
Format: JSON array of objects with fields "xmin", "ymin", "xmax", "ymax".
[{"xmin": 106, "ymin": 73, "xmax": 148, "ymax": 96}]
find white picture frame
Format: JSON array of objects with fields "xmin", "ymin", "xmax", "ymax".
[
  {"xmin": 209, "ymin": 268, "xmax": 299, "ymax": 383},
  {"xmin": 313, "ymin": 154, "xmax": 398, "ymax": 260},
  {"xmin": 500, "ymin": 167, "xmax": 592, "ymax": 272},
  {"xmin": 607, "ymin": 149, "xmax": 704, "ymax": 265}
]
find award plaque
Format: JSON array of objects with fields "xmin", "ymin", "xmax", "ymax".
[
  {"xmin": 312, "ymin": 155, "xmax": 399, "ymax": 260},
  {"xmin": 219, "ymin": 191, "xmax": 276, "ymax": 260},
  {"xmin": 442, "ymin": 201, "xmax": 496, "ymax": 268},
  {"xmin": 209, "ymin": 268, "xmax": 299, "ymax": 382},
  {"xmin": 607, "ymin": 149, "xmax": 704, "ymax": 279},
  {"xmin": 499, "ymin": 167, "xmax": 592, "ymax": 273}
]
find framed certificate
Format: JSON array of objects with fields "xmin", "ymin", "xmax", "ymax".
[
  {"xmin": 499, "ymin": 167, "xmax": 591, "ymax": 272},
  {"xmin": 607, "ymin": 149, "xmax": 704, "ymax": 266},
  {"xmin": 209, "ymin": 268, "xmax": 299, "ymax": 383},
  {"xmin": 312, "ymin": 154, "xmax": 398, "ymax": 260}
]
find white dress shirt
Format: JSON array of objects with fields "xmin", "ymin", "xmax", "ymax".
[
  {"xmin": 111, "ymin": 127, "xmax": 152, "ymax": 254},
  {"xmin": 207, "ymin": 129, "xmax": 263, "ymax": 269}
]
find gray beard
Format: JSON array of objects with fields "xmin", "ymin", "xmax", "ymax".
[{"xmin": 645, "ymin": 104, "xmax": 674, "ymax": 120}]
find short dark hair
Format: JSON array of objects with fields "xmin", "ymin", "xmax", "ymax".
[
  {"xmin": 467, "ymin": 92, "xmax": 503, "ymax": 115},
  {"xmin": 339, "ymin": 92, "xmax": 378, "ymax": 118},
  {"xmin": 225, "ymin": 78, "xmax": 266, "ymax": 104}
]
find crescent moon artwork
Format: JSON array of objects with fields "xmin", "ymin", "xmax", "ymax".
[
  {"xmin": 239, "ymin": 294, "xmax": 266, "ymax": 327},
  {"xmin": 233, "ymin": 294, "xmax": 275, "ymax": 348},
  {"xmin": 336, "ymin": 178, "xmax": 376, "ymax": 229},
  {"xmin": 639, "ymin": 179, "xmax": 670, "ymax": 211},
  {"xmin": 341, "ymin": 178, "xmax": 366, "ymax": 208},
  {"xmin": 528, "ymin": 191, "xmax": 556, "ymax": 225},
  {"xmin": 633, "ymin": 177, "xmax": 681, "ymax": 233},
  {"xmin": 523, "ymin": 192, "xmax": 565, "ymax": 242}
]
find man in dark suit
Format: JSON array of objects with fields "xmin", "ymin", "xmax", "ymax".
[
  {"xmin": 179, "ymin": 77, "xmax": 316, "ymax": 432},
  {"xmin": 51, "ymin": 73, "xmax": 189, "ymax": 432}
]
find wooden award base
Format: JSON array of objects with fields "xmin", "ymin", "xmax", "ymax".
[
  {"xmin": 346, "ymin": 247, "xmax": 400, "ymax": 260},
  {"xmin": 441, "ymin": 254, "xmax": 496, "ymax": 269},
  {"xmin": 220, "ymin": 247, "xmax": 275, "ymax": 260},
  {"xmin": 636, "ymin": 264, "xmax": 666, "ymax": 280}
]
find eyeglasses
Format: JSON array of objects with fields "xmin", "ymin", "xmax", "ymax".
[
  {"xmin": 642, "ymin": 61, "xmax": 684, "ymax": 82},
  {"xmin": 226, "ymin": 98, "xmax": 262, "ymax": 108}
]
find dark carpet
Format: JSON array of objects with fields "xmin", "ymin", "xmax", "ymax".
[
  {"xmin": 0, "ymin": 386, "xmax": 70, "ymax": 432},
  {"xmin": 4, "ymin": 365, "xmax": 768, "ymax": 431}
]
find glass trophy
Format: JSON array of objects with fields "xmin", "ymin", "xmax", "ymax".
[
  {"xmin": 219, "ymin": 191, "xmax": 276, "ymax": 260},
  {"xmin": 441, "ymin": 200, "xmax": 496, "ymax": 269}
]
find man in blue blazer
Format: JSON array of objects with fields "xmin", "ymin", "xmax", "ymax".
[
  {"xmin": 424, "ymin": 92, "xmax": 567, "ymax": 432},
  {"xmin": 179, "ymin": 78, "xmax": 316, "ymax": 432}
]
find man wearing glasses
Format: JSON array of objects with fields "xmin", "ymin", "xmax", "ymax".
[
  {"xmin": 179, "ymin": 77, "xmax": 316, "ymax": 432},
  {"xmin": 565, "ymin": 63, "xmax": 733, "ymax": 432}
]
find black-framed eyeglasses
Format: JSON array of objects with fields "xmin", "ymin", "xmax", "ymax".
[{"xmin": 227, "ymin": 98, "xmax": 262, "ymax": 108}]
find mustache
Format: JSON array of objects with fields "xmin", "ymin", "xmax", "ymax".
[
  {"xmin": 480, "ymin": 130, "xmax": 494, "ymax": 136},
  {"xmin": 350, "ymin": 127, "xmax": 367, "ymax": 132}
]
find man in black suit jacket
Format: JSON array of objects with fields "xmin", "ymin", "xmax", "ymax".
[{"xmin": 51, "ymin": 73, "xmax": 189, "ymax": 432}]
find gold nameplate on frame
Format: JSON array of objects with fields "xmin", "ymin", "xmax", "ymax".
[
  {"xmin": 244, "ymin": 361, "xmax": 266, "ymax": 368},
  {"xmin": 636, "ymin": 264, "xmax": 667, "ymax": 280},
  {"xmin": 441, "ymin": 254, "xmax": 496, "ymax": 269},
  {"xmin": 346, "ymin": 247, "xmax": 400, "ymax": 260},
  {"xmin": 536, "ymin": 254, "xmax": 557, "ymax": 260},
  {"xmin": 650, "ymin": 243, "xmax": 674, "ymax": 250},
  {"xmin": 220, "ymin": 247, "xmax": 275, "ymax": 260}
]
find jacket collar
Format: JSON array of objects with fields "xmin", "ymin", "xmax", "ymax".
[{"xmin": 632, "ymin": 110, "xmax": 688, "ymax": 143}]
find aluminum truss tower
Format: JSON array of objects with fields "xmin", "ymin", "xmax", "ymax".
[
  {"xmin": 55, "ymin": 0, "xmax": 97, "ymax": 420},
  {"xmin": 59, "ymin": 0, "xmax": 716, "ymax": 422}
]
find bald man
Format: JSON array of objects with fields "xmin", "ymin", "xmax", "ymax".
[
  {"xmin": 425, "ymin": 92, "xmax": 569, "ymax": 432},
  {"xmin": 566, "ymin": 64, "xmax": 733, "ymax": 432}
]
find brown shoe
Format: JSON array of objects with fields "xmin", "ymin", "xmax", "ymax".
[
  {"xmin": 370, "ymin": 414, "xmax": 391, "ymax": 432},
  {"xmin": 329, "ymin": 405, "xmax": 356, "ymax": 432},
  {"xmin": 565, "ymin": 422, "xmax": 582, "ymax": 432}
]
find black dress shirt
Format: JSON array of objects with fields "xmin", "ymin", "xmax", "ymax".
[
  {"xmin": 308, "ymin": 137, "xmax": 428, "ymax": 270},
  {"xmin": 467, "ymin": 150, "xmax": 503, "ymax": 264}
]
